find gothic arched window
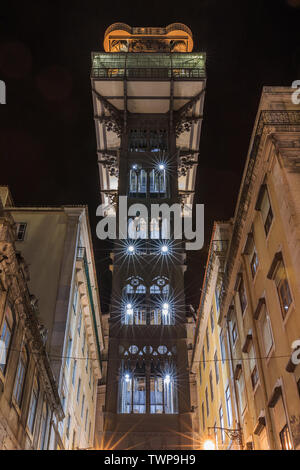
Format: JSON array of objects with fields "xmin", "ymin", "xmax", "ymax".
[{"xmin": 118, "ymin": 347, "xmax": 177, "ymax": 414}]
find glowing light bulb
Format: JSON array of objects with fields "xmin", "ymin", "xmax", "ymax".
[
  {"xmin": 132, "ymin": 164, "xmax": 137, "ymax": 170},
  {"xmin": 161, "ymin": 245, "xmax": 169, "ymax": 254},
  {"xmin": 203, "ymin": 439, "xmax": 215, "ymax": 451},
  {"xmin": 125, "ymin": 374, "xmax": 130, "ymax": 382},
  {"xmin": 127, "ymin": 245, "xmax": 135, "ymax": 254},
  {"xmin": 164, "ymin": 374, "xmax": 171, "ymax": 384},
  {"xmin": 159, "ymin": 163, "xmax": 165, "ymax": 170},
  {"xmin": 126, "ymin": 303, "xmax": 133, "ymax": 315}
]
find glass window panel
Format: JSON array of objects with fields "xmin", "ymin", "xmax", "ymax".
[{"xmin": 133, "ymin": 376, "xmax": 146, "ymax": 413}]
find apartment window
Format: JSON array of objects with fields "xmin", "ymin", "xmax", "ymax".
[
  {"xmin": 225, "ymin": 386, "xmax": 233, "ymax": 427},
  {"xmin": 238, "ymin": 278, "xmax": 247, "ymax": 314},
  {"xmin": 249, "ymin": 345, "xmax": 259, "ymax": 389},
  {"xmin": 202, "ymin": 347, "xmax": 206, "ymax": 369},
  {"xmin": 274, "ymin": 260, "xmax": 292, "ymax": 319},
  {"xmin": 72, "ymin": 360, "xmax": 77, "ymax": 386},
  {"xmin": 206, "ymin": 328, "xmax": 210, "ymax": 352},
  {"xmin": 259, "ymin": 185, "xmax": 273, "ymax": 236},
  {"xmin": 72, "ymin": 430, "xmax": 76, "ymax": 449},
  {"xmin": 219, "ymin": 405, "xmax": 225, "ymax": 442},
  {"xmin": 66, "ymin": 336, "xmax": 72, "ymax": 368},
  {"xmin": 199, "ymin": 358, "xmax": 202, "ymax": 384},
  {"xmin": 260, "ymin": 308, "xmax": 273, "ymax": 356},
  {"xmin": 0, "ymin": 304, "xmax": 15, "ymax": 373},
  {"xmin": 279, "ymin": 424, "xmax": 292, "ymax": 450},
  {"xmin": 82, "ymin": 328, "xmax": 86, "ymax": 354},
  {"xmin": 250, "ymin": 250, "xmax": 259, "ymax": 278},
  {"xmin": 16, "ymin": 222, "xmax": 27, "ymax": 241},
  {"xmin": 214, "ymin": 422, "xmax": 219, "ymax": 450},
  {"xmin": 92, "ymin": 378, "xmax": 96, "ymax": 402},
  {"xmin": 78, "ymin": 308, "xmax": 82, "ymax": 335},
  {"xmin": 81, "ymin": 394, "xmax": 85, "ymax": 418},
  {"xmin": 85, "ymin": 409, "xmax": 88, "ymax": 432},
  {"xmin": 215, "ymin": 287, "xmax": 220, "ymax": 311},
  {"xmin": 205, "ymin": 387, "xmax": 209, "ymax": 417},
  {"xmin": 209, "ymin": 371, "xmax": 214, "ymax": 401},
  {"xmin": 236, "ymin": 373, "xmax": 247, "ymax": 415},
  {"xmin": 27, "ymin": 377, "xmax": 39, "ymax": 434},
  {"xmin": 61, "ymin": 393, "xmax": 66, "ymax": 412},
  {"xmin": 88, "ymin": 421, "xmax": 92, "ymax": 443},
  {"xmin": 220, "ymin": 332, "xmax": 226, "ymax": 364},
  {"xmin": 202, "ymin": 402, "xmax": 205, "ymax": 430},
  {"xmin": 89, "ymin": 365, "xmax": 92, "ymax": 388},
  {"xmin": 214, "ymin": 351, "xmax": 220, "ymax": 384},
  {"xmin": 39, "ymin": 401, "xmax": 49, "ymax": 449},
  {"xmin": 231, "ymin": 322, "xmax": 238, "ymax": 345},
  {"xmin": 13, "ymin": 345, "xmax": 28, "ymax": 406},
  {"xmin": 72, "ymin": 285, "xmax": 78, "ymax": 314},
  {"xmin": 66, "ymin": 413, "xmax": 71, "ymax": 439},
  {"xmin": 76, "ymin": 378, "xmax": 81, "ymax": 402},
  {"xmin": 251, "ymin": 365, "xmax": 259, "ymax": 389},
  {"xmin": 210, "ymin": 308, "xmax": 214, "ymax": 333}
]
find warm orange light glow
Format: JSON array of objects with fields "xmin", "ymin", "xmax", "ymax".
[{"xmin": 203, "ymin": 439, "xmax": 215, "ymax": 451}]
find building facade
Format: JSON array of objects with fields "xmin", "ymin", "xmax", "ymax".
[
  {"xmin": 190, "ymin": 222, "xmax": 242, "ymax": 450},
  {"xmin": 7, "ymin": 203, "xmax": 104, "ymax": 449},
  {"xmin": 91, "ymin": 23, "xmax": 206, "ymax": 449},
  {"xmin": 0, "ymin": 187, "xmax": 64, "ymax": 449},
  {"xmin": 191, "ymin": 87, "xmax": 300, "ymax": 450}
]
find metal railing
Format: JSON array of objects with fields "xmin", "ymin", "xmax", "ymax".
[{"xmin": 91, "ymin": 67, "xmax": 205, "ymax": 80}]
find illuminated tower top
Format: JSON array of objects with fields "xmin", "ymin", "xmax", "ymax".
[{"xmin": 103, "ymin": 23, "xmax": 193, "ymax": 52}]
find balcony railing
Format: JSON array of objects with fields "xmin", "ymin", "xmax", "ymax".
[
  {"xmin": 91, "ymin": 53, "xmax": 206, "ymax": 80},
  {"xmin": 92, "ymin": 67, "xmax": 205, "ymax": 80}
]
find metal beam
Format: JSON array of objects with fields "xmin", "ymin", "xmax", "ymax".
[
  {"xmin": 174, "ymin": 88, "xmax": 205, "ymax": 118},
  {"xmin": 92, "ymin": 87, "xmax": 122, "ymax": 118}
]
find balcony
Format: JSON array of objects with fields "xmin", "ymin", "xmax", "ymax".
[{"xmin": 91, "ymin": 53, "xmax": 206, "ymax": 80}]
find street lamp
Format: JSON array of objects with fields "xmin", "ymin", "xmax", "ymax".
[{"xmin": 203, "ymin": 439, "xmax": 215, "ymax": 451}]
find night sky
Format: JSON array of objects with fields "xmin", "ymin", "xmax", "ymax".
[{"xmin": 0, "ymin": 0, "xmax": 300, "ymax": 312}]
